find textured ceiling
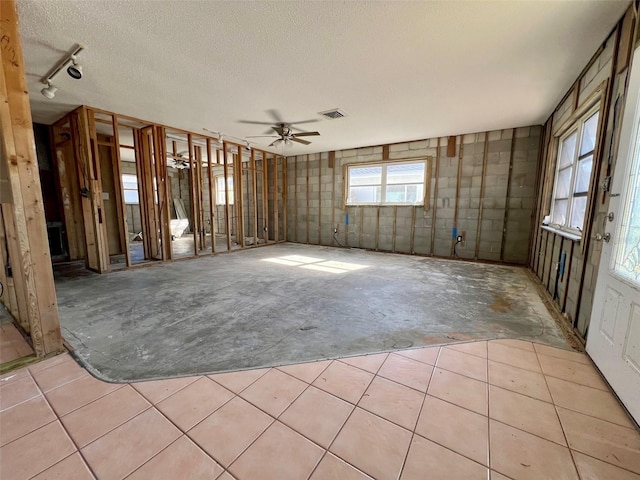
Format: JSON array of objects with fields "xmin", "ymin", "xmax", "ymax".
[{"xmin": 18, "ymin": 0, "xmax": 628, "ymax": 155}]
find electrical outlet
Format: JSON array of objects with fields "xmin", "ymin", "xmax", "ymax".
[
  {"xmin": 333, "ymin": 228, "xmax": 338, "ymax": 234},
  {"xmin": 456, "ymin": 235, "xmax": 463, "ymax": 243}
]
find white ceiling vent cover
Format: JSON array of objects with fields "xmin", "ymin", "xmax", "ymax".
[{"xmin": 319, "ymin": 108, "xmax": 347, "ymax": 120}]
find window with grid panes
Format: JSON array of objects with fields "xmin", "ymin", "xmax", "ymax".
[
  {"xmin": 550, "ymin": 107, "xmax": 600, "ymax": 234},
  {"xmin": 346, "ymin": 161, "xmax": 426, "ymax": 205}
]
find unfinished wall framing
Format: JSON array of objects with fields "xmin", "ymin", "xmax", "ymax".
[
  {"xmin": 46, "ymin": 106, "xmax": 286, "ymax": 273},
  {"xmin": 286, "ymin": 127, "xmax": 541, "ymax": 264},
  {"xmin": 530, "ymin": 3, "xmax": 638, "ymax": 338}
]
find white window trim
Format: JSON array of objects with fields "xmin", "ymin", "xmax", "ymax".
[
  {"xmin": 345, "ymin": 159, "xmax": 427, "ymax": 206},
  {"xmin": 549, "ymin": 104, "xmax": 600, "ymax": 236}
]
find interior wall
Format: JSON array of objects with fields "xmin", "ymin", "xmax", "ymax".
[
  {"xmin": 530, "ymin": 5, "xmax": 637, "ymax": 338},
  {"xmin": 286, "ymin": 127, "xmax": 541, "ymax": 264}
]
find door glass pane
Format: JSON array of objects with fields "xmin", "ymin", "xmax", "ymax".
[
  {"xmin": 350, "ymin": 166, "xmax": 382, "ymax": 186},
  {"xmin": 552, "ymin": 199, "xmax": 568, "ymax": 225},
  {"xmin": 559, "ymin": 131, "xmax": 577, "ymax": 169},
  {"xmin": 574, "ymin": 155, "xmax": 593, "ymax": 194},
  {"xmin": 570, "ymin": 196, "xmax": 587, "ymax": 231},
  {"xmin": 614, "ymin": 123, "xmax": 640, "ymax": 284},
  {"xmin": 580, "ymin": 111, "xmax": 600, "ymax": 156}
]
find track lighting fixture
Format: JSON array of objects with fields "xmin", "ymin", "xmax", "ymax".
[
  {"xmin": 67, "ymin": 56, "xmax": 83, "ymax": 79},
  {"xmin": 40, "ymin": 82, "xmax": 57, "ymax": 99},
  {"xmin": 40, "ymin": 44, "xmax": 85, "ymax": 99}
]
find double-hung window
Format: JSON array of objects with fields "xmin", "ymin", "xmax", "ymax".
[
  {"xmin": 216, "ymin": 176, "xmax": 234, "ymax": 205},
  {"xmin": 550, "ymin": 107, "xmax": 600, "ymax": 234},
  {"xmin": 122, "ymin": 174, "xmax": 139, "ymax": 204},
  {"xmin": 346, "ymin": 160, "xmax": 426, "ymax": 205}
]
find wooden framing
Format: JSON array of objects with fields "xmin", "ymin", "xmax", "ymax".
[
  {"xmin": 475, "ymin": 132, "xmax": 489, "ymax": 259},
  {"xmin": 0, "ymin": 0, "xmax": 62, "ymax": 355},
  {"xmin": 207, "ymin": 139, "xmax": 216, "ymax": 253},
  {"xmin": 500, "ymin": 129, "xmax": 516, "ymax": 262},
  {"xmin": 262, "ymin": 151, "xmax": 269, "ymax": 243},
  {"xmin": 273, "ymin": 154, "xmax": 278, "ymax": 243},
  {"xmin": 223, "ymin": 142, "xmax": 232, "ymax": 250}
]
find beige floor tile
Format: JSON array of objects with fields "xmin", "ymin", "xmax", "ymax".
[
  {"xmin": 0, "ymin": 366, "xmax": 29, "ymax": 382},
  {"xmin": 0, "ymin": 374, "xmax": 41, "ymax": 411},
  {"xmin": 208, "ymin": 368, "xmax": 270, "ymax": 394},
  {"xmin": 488, "ymin": 360, "xmax": 552, "ymax": 402},
  {"xmin": 240, "ymin": 369, "xmax": 307, "ymax": 417},
  {"xmin": 127, "ymin": 436, "xmax": 224, "ymax": 479},
  {"xmin": 46, "ymin": 374, "xmax": 123, "ymax": 416},
  {"xmin": 546, "ymin": 376, "xmax": 635, "ymax": 428},
  {"xmin": 61, "ymin": 385, "xmax": 150, "ymax": 447},
  {"xmin": 490, "ymin": 339, "xmax": 535, "ymax": 351},
  {"xmin": 309, "ymin": 453, "xmax": 372, "ymax": 480},
  {"xmin": 277, "ymin": 359, "xmax": 331, "ymax": 383},
  {"xmin": 0, "ymin": 395, "xmax": 56, "ymax": 446},
  {"xmin": 427, "ymin": 368, "xmax": 488, "ymax": 415},
  {"xmin": 400, "ymin": 435, "xmax": 488, "ymax": 480},
  {"xmin": 358, "ymin": 376, "xmax": 424, "ymax": 430},
  {"xmin": 489, "ymin": 385, "xmax": 566, "ymax": 445},
  {"xmin": 27, "ymin": 353, "xmax": 72, "ymax": 374},
  {"xmin": 415, "ymin": 395, "xmax": 488, "ymax": 466},
  {"xmin": 280, "ymin": 386, "xmax": 353, "ymax": 448},
  {"xmin": 533, "ymin": 343, "xmax": 590, "ymax": 364},
  {"xmin": 557, "ymin": 406, "xmax": 640, "ymax": 474},
  {"xmin": 157, "ymin": 377, "xmax": 234, "ymax": 431},
  {"xmin": 331, "ymin": 407, "xmax": 412, "ymax": 480},
  {"xmin": 31, "ymin": 357, "xmax": 88, "ymax": 392},
  {"xmin": 340, "ymin": 353, "xmax": 389, "ymax": 373},
  {"xmin": 490, "ymin": 471, "xmax": 513, "ymax": 480},
  {"xmin": 395, "ymin": 346, "xmax": 440, "ymax": 366},
  {"xmin": 538, "ymin": 354, "xmax": 609, "ymax": 390},
  {"xmin": 0, "ymin": 421, "xmax": 76, "ymax": 480},
  {"xmin": 377, "ymin": 354, "xmax": 433, "ymax": 392},
  {"xmin": 31, "ymin": 452, "xmax": 94, "ymax": 480},
  {"xmin": 490, "ymin": 419, "xmax": 579, "ymax": 480},
  {"xmin": 131, "ymin": 376, "xmax": 198, "ymax": 404},
  {"xmin": 229, "ymin": 421, "xmax": 323, "ymax": 480},
  {"xmin": 188, "ymin": 396, "xmax": 273, "ymax": 467},
  {"xmin": 488, "ymin": 343, "xmax": 541, "ymax": 372},
  {"xmin": 446, "ymin": 341, "xmax": 487, "ymax": 359},
  {"xmin": 312, "ymin": 361, "xmax": 374, "ymax": 404},
  {"xmin": 573, "ymin": 451, "xmax": 640, "ymax": 480},
  {"xmin": 436, "ymin": 347, "xmax": 487, "ymax": 382},
  {"xmin": 81, "ymin": 408, "xmax": 181, "ymax": 480},
  {"xmin": 0, "ymin": 344, "xmax": 20, "ymax": 363}
]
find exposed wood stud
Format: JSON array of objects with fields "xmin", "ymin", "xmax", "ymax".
[
  {"xmin": 294, "ymin": 155, "xmax": 298, "ymax": 242},
  {"xmin": 392, "ymin": 206, "xmax": 398, "ymax": 252},
  {"xmin": 475, "ymin": 132, "xmax": 489, "ymax": 259},
  {"xmin": 447, "ymin": 136, "xmax": 456, "ymax": 157},
  {"xmin": 306, "ymin": 154, "xmax": 310, "ymax": 244},
  {"xmin": 382, "ymin": 145, "xmax": 390, "ymax": 160},
  {"xmin": 250, "ymin": 147, "xmax": 257, "ymax": 247},
  {"xmin": 452, "ymin": 136, "xmax": 462, "ymax": 257},
  {"xmin": 410, "ymin": 205, "xmax": 416, "ymax": 254},
  {"xmin": 500, "ymin": 129, "xmax": 516, "ymax": 262},
  {"xmin": 223, "ymin": 142, "xmax": 232, "ymax": 251},
  {"xmin": 207, "ymin": 139, "xmax": 216, "ymax": 253},
  {"xmin": 431, "ymin": 138, "xmax": 441, "ymax": 255}
]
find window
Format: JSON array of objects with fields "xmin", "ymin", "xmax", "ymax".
[
  {"xmin": 122, "ymin": 174, "xmax": 139, "ymax": 204},
  {"xmin": 346, "ymin": 161, "xmax": 426, "ymax": 205},
  {"xmin": 550, "ymin": 107, "xmax": 600, "ymax": 233},
  {"xmin": 216, "ymin": 176, "xmax": 234, "ymax": 205}
]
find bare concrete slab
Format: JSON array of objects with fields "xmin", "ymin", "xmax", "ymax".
[{"xmin": 54, "ymin": 243, "xmax": 571, "ymax": 382}]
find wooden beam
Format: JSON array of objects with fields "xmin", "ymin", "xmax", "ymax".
[
  {"xmin": 282, "ymin": 156, "xmax": 288, "ymax": 242},
  {"xmin": 223, "ymin": 143, "xmax": 232, "ymax": 250},
  {"xmin": 207, "ymin": 139, "xmax": 216, "ymax": 253},
  {"xmin": 452, "ymin": 137, "xmax": 462, "ymax": 257},
  {"xmin": 188, "ymin": 134, "xmax": 198, "ymax": 255},
  {"xmin": 273, "ymin": 155, "xmax": 278, "ymax": 243},
  {"xmin": 430, "ymin": 138, "xmax": 440, "ymax": 255},
  {"xmin": 500, "ymin": 130, "xmax": 516, "ymax": 262},
  {"xmin": 475, "ymin": 132, "xmax": 489, "ymax": 259},
  {"xmin": 0, "ymin": 0, "xmax": 62, "ymax": 355},
  {"xmin": 109, "ymin": 115, "xmax": 131, "ymax": 264},
  {"xmin": 154, "ymin": 126, "xmax": 171, "ymax": 260},
  {"xmin": 262, "ymin": 152, "xmax": 269, "ymax": 243},
  {"xmin": 447, "ymin": 136, "xmax": 456, "ymax": 157},
  {"xmin": 236, "ymin": 146, "xmax": 245, "ymax": 247}
]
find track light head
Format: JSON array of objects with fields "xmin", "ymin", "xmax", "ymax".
[
  {"xmin": 67, "ymin": 56, "xmax": 82, "ymax": 79},
  {"xmin": 41, "ymin": 82, "xmax": 57, "ymax": 99}
]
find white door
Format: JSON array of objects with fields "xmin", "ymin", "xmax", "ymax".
[{"xmin": 587, "ymin": 47, "xmax": 640, "ymax": 424}]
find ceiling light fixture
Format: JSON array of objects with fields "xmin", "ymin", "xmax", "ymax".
[
  {"xmin": 40, "ymin": 44, "xmax": 85, "ymax": 99},
  {"xmin": 40, "ymin": 81, "xmax": 57, "ymax": 99}
]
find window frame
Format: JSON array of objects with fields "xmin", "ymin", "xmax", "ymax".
[
  {"xmin": 549, "ymin": 103, "xmax": 601, "ymax": 236},
  {"xmin": 122, "ymin": 173, "xmax": 140, "ymax": 205},
  {"xmin": 345, "ymin": 159, "xmax": 428, "ymax": 206}
]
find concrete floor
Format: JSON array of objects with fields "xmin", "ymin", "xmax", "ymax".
[{"xmin": 54, "ymin": 244, "xmax": 571, "ymax": 382}]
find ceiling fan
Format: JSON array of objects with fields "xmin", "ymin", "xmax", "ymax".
[{"xmin": 240, "ymin": 109, "xmax": 320, "ymax": 147}]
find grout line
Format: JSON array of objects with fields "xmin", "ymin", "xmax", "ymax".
[
  {"xmin": 26, "ymin": 369, "xmax": 99, "ymax": 480},
  {"xmin": 486, "ymin": 346, "xmax": 491, "ymax": 480},
  {"xmin": 131, "ymin": 375, "xmax": 200, "ymax": 404}
]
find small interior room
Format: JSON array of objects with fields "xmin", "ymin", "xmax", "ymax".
[{"xmin": 1, "ymin": 1, "xmax": 640, "ymax": 479}]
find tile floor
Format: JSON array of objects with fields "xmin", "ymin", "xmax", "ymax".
[
  {"xmin": 0, "ymin": 339, "xmax": 639, "ymax": 480},
  {"xmin": 0, "ymin": 321, "xmax": 34, "ymax": 365}
]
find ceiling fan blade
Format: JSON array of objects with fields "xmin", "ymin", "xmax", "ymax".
[
  {"xmin": 272, "ymin": 126, "xmax": 285, "ymax": 135},
  {"xmin": 246, "ymin": 135, "xmax": 279, "ymax": 138},
  {"xmin": 291, "ymin": 137, "xmax": 311, "ymax": 145},
  {"xmin": 292, "ymin": 131, "xmax": 320, "ymax": 137},
  {"xmin": 266, "ymin": 109, "xmax": 284, "ymax": 123},
  {"xmin": 268, "ymin": 139, "xmax": 281, "ymax": 147},
  {"xmin": 289, "ymin": 119, "xmax": 319, "ymax": 125},
  {"xmin": 238, "ymin": 120, "xmax": 276, "ymax": 126}
]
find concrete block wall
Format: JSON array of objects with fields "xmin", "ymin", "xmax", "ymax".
[{"xmin": 286, "ymin": 126, "xmax": 541, "ymax": 265}]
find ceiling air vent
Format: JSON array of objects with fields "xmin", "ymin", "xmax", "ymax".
[{"xmin": 319, "ymin": 108, "xmax": 347, "ymax": 120}]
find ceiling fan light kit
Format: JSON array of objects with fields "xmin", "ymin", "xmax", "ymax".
[{"xmin": 40, "ymin": 44, "xmax": 85, "ymax": 99}]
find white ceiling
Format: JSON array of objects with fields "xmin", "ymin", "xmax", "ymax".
[{"xmin": 19, "ymin": 0, "xmax": 628, "ymax": 155}]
